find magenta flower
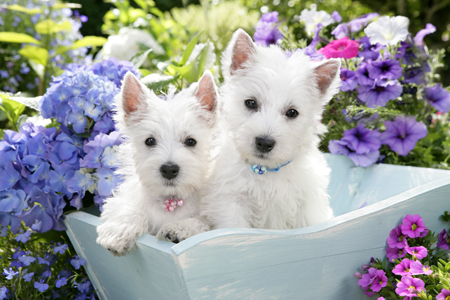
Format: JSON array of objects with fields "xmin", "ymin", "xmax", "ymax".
[
  {"xmin": 410, "ymin": 260, "xmax": 433, "ymax": 275},
  {"xmin": 437, "ymin": 289, "xmax": 450, "ymax": 300},
  {"xmin": 387, "ymin": 225, "xmax": 408, "ymax": 249},
  {"xmin": 424, "ymin": 83, "xmax": 450, "ymax": 113},
  {"xmin": 386, "ymin": 246, "xmax": 406, "ymax": 262},
  {"xmin": 358, "ymin": 268, "xmax": 387, "ymax": 293},
  {"xmin": 357, "ymin": 79, "xmax": 402, "ymax": 108},
  {"xmin": 400, "ymin": 214, "xmax": 427, "ymax": 238},
  {"xmin": 395, "ymin": 276, "xmax": 425, "ymax": 297},
  {"xmin": 392, "ymin": 258, "xmax": 413, "ymax": 276},
  {"xmin": 381, "ymin": 117, "xmax": 427, "ymax": 156},
  {"xmin": 437, "ymin": 229, "xmax": 450, "ymax": 250},
  {"xmin": 317, "ymin": 37, "xmax": 359, "ymax": 59},
  {"xmin": 404, "ymin": 245, "xmax": 428, "ymax": 260}
]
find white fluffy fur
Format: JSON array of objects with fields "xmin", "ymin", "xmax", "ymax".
[
  {"xmin": 96, "ymin": 72, "xmax": 215, "ymax": 255},
  {"xmin": 200, "ymin": 29, "xmax": 341, "ymax": 229}
]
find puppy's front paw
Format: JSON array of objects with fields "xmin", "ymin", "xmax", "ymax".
[
  {"xmin": 96, "ymin": 223, "xmax": 138, "ymax": 256},
  {"xmin": 156, "ymin": 218, "xmax": 210, "ymax": 243},
  {"xmin": 157, "ymin": 224, "xmax": 186, "ymax": 243}
]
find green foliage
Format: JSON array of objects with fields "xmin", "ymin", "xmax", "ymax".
[
  {"xmin": 0, "ymin": 32, "xmax": 41, "ymax": 45},
  {"xmin": 0, "ymin": 94, "xmax": 26, "ymax": 132}
]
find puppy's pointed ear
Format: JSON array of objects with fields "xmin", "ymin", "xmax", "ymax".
[
  {"xmin": 195, "ymin": 71, "xmax": 217, "ymax": 112},
  {"xmin": 314, "ymin": 59, "xmax": 341, "ymax": 96},
  {"xmin": 229, "ymin": 29, "xmax": 256, "ymax": 74},
  {"xmin": 121, "ymin": 72, "xmax": 147, "ymax": 116}
]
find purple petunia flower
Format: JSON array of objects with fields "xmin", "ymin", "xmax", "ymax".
[
  {"xmin": 331, "ymin": 11, "xmax": 342, "ymax": 23},
  {"xmin": 395, "ymin": 276, "xmax": 425, "ymax": 297},
  {"xmin": 437, "ymin": 289, "xmax": 450, "ymax": 300},
  {"xmin": 357, "ymin": 79, "xmax": 402, "ymax": 108},
  {"xmin": 386, "ymin": 246, "xmax": 406, "ymax": 262},
  {"xmin": 387, "ymin": 225, "xmax": 408, "ymax": 249},
  {"xmin": 424, "ymin": 84, "xmax": 450, "ymax": 113},
  {"xmin": 414, "ymin": 23, "xmax": 436, "ymax": 46},
  {"xmin": 367, "ymin": 60, "xmax": 402, "ymax": 80},
  {"xmin": 303, "ymin": 24, "xmax": 324, "ymax": 61},
  {"xmin": 380, "ymin": 117, "xmax": 427, "ymax": 156},
  {"xmin": 403, "ymin": 66, "xmax": 427, "ymax": 85},
  {"xmin": 329, "ymin": 124, "xmax": 381, "ymax": 167},
  {"xmin": 392, "ymin": 258, "xmax": 413, "ymax": 276},
  {"xmin": 340, "ymin": 69, "xmax": 358, "ymax": 92},
  {"xmin": 331, "ymin": 13, "xmax": 379, "ymax": 39},
  {"xmin": 405, "ymin": 245, "xmax": 428, "ymax": 260},
  {"xmin": 254, "ymin": 12, "xmax": 283, "ymax": 47},
  {"xmin": 357, "ymin": 36, "xmax": 382, "ymax": 61},
  {"xmin": 437, "ymin": 229, "xmax": 450, "ymax": 250}
]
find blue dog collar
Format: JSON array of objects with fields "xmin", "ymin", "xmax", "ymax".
[{"xmin": 251, "ymin": 160, "xmax": 292, "ymax": 175}]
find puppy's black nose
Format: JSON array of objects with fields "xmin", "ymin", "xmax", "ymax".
[
  {"xmin": 255, "ymin": 136, "xmax": 276, "ymax": 153},
  {"xmin": 160, "ymin": 164, "xmax": 180, "ymax": 180}
]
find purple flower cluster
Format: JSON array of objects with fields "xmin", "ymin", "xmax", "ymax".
[
  {"xmin": 355, "ymin": 213, "xmax": 450, "ymax": 299},
  {"xmin": 2, "ymin": 229, "xmax": 95, "ymax": 299},
  {"xmin": 0, "ymin": 58, "xmax": 137, "ymax": 233},
  {"xmin": 253, "ymin": 12, "xmax": 283, "ymax": 47}
]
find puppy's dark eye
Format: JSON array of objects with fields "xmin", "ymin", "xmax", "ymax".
[
  {"xmin": 145, "ymin": 138, "xmax": 156, "ymax": 146},
  {"xmin": 245, "ymin": 99, "xmax": 258, "ymax": 110},
  {"xmin": 286, "ymin": 109, "xmax": 299, "ymax": 119},
  {"xmin": 185, "ymin": 138, "xmax": 197, "ymax": 147}
]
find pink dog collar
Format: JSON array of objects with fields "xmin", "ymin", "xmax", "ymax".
[{"xmin": 165, "ymin": 198, "xmax": 184, "ymax": 212}]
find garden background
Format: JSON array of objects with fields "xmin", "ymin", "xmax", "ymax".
[{"xmin": 0, "ymin": 0, "xmax": 450, "ymax": 299}]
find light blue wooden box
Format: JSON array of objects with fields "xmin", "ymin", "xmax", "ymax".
[{"xmin": 64, "ymin": 154, "xmax": 450, "ymax": 300}]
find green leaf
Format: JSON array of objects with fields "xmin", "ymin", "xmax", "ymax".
[
  {"xmin": 139, "ymin": 69, "xmax": 152, "ymax": 77},
  {"xmin": 35, "ymin": 20, "xmax": 71, "ymax": 34},
  {"xmin": 172, "ymin": 42, "xmax": 210, "ymax": 83},
  {"xmin": 52, "ymin": 3, "xmax": 82, "ymax": 9},
  {"xmin": 10, "ymin": 96, "xmax": 41, "ymax": 111},
  {"xmin": 148, "ymin": 7, "xmax": 164, "ymax": 18},
  {"xmin": 56, "ymin": 36, "xmax": 107, "ymax": 55},
  {"xmin": 180, "ymin": 33, "xmax": 202, "ymax": 65},
  {"xmin": 4, "ymin": 4, "xmax": 41, "ymax": 14},
  {"xmin": 0, "ymin": 32, "xmax": 41, "ymax": 45},
  {"xmin": 19, "ymin": 46, "xmax": 48, "ymax": 66},
  {"xmin": 0, "ymin": 96, "xmax": 26, "ymax": 128},
  {"xmin": 130, "ymin": 48, "xmax": 153, "ymax": 69}
]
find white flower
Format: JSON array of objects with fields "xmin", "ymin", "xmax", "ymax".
[
  {"xmin": 299, "ymin": 4, "xmax": 335, "ymax": 36},
  {"xmin": 23, "ymin": 114, "xmax": 51, "ymax": 127},
  {"xmin": 101, "ymin": 27, "xmax": 165, "ymax": 61},
  {"xmin": 364, "ymin": 16, "xmax": 410, "ymax": 46},
  {"xmin": 187, "ymin": 42, "xmax": 216, "ymax": 71}
]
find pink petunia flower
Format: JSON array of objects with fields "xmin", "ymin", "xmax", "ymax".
[
  {"xmin": 392, "ymin": 258, "xmax": 412, "ymax": 276},
  {"xmin": 317, "ymin": 37, "xmax": 359, "ymax": 59},
  {"xmin": 437, "ymin": 229, "xmax": 450, "ymax": 250},
  {"xmin": 387, "ymin": 225, "xmax": 408, "ymax": 249},
  {"xmin": 386, "ymin": 246, "xmax": 406, "ymax": 262},
  {"xmin": 436, "ymin": 288, "xmax": 450, "ymax": 300},
  {"xmin": 405, "ymin": 245, "xmax": 428, "ymax": 260},
  {"xmin": 410, "ymin": 260, "xmax": 433, "ymax": 275},
  {"xmin": 400, "ymin": 214, "xmax": 427, "ymax": 238},
  {"xmin": 395, "ymin": 276, "xmax": 425, "ymax": 297}
]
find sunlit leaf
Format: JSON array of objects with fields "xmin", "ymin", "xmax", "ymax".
[
  {"xmin": 10, "ymin": 96, "xmax": 41, "ymax": 111},
  {"xmin": 28, "ymin": 60, "xmax": 45, "ymax": 80},
  {"xmin": 3, "ymin": 4, "xmax": 41, "ymax": 14},
  {"xmin": 56, "ymin": 36, "xmax": 107, "ymax": 55},
  {"xmin": 0, "ymin": 32, "xmax": 41, "ymax": 45},
  {"xmin": 35, "ymin": 20, "xmax": 71, "ymax": 34},
  {"xmin": 130, "ymin": 49, "xmax": 153, "ymax": 69},
  {"xmin": 142, "ymin": 74, "xmax": 176, "ymax": 91},
  {"xmin": 52, "ymin": 3, "xmax": 82, "ymax": 9},
  {"xmin": 19, "ymin": 46, "xmax": 48, "ymax": 67},
  {"xmin": 180, "ymin": 32, "xmax": 202, "ymax": 66}
]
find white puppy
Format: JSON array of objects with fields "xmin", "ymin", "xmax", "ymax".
[
  {"xmin": 97, "ymin": 71, "xmax": 217, "ymax": 255},
  {"xmin": 200, "ymin": 29, "xmax": 340, "ymax": 230}
]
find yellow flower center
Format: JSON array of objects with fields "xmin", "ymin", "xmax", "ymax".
[
  {"xmin": 399, "ymin": 235, "xmax": 404, "ymax": 241},
  {"xmin": 412, "ymin": 224, "xmax": 418, "ymax": 231},
  {"xmin": 446, "ymin": 296, "xmax": 450, "ymax": 300}
]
